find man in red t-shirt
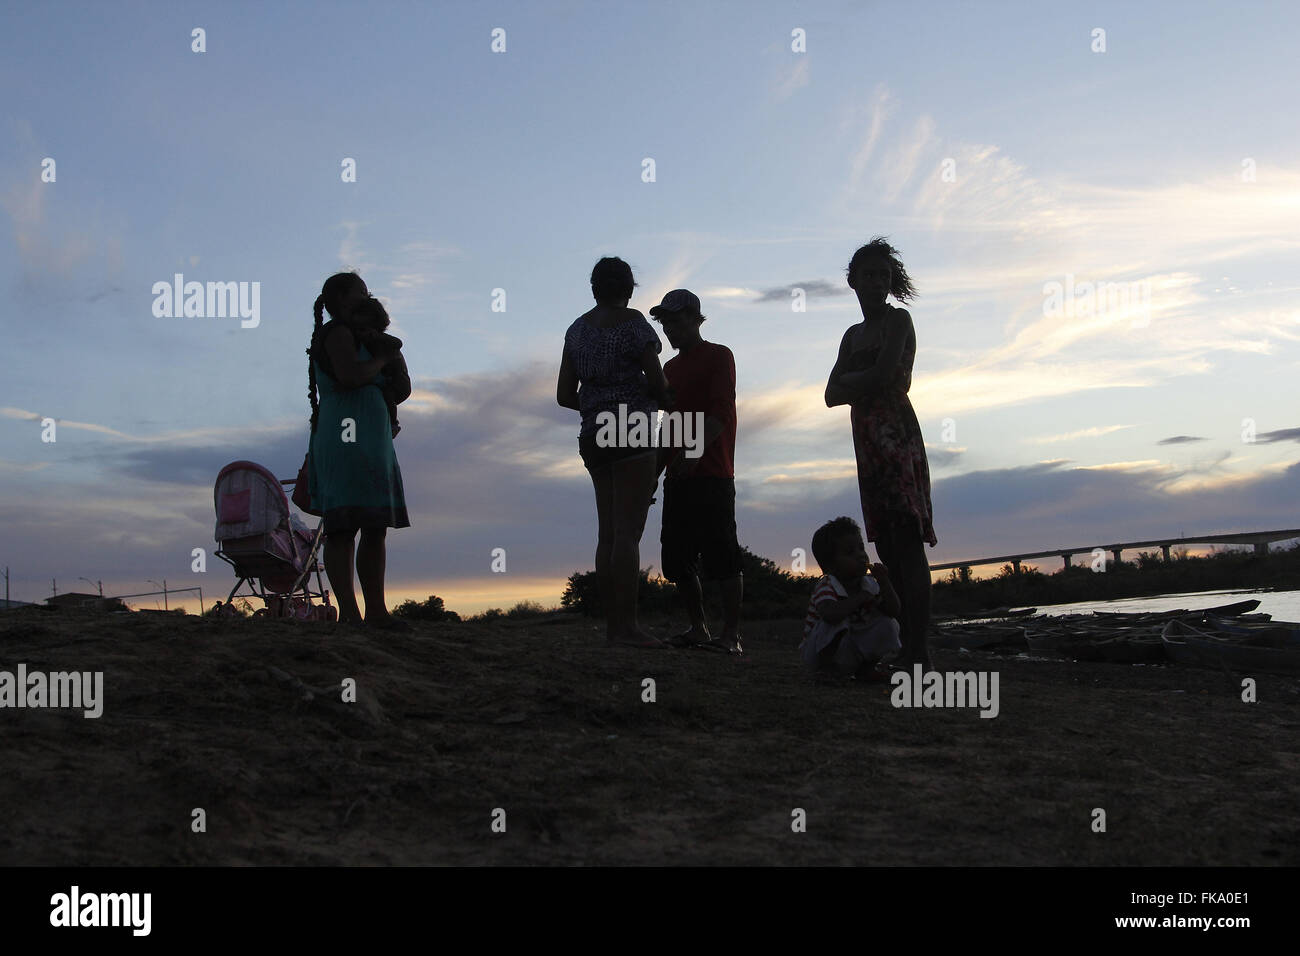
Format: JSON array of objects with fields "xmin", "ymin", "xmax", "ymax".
[{"xmin": 649, "ymin": 289, "xmax": 744, "ymax": 655}]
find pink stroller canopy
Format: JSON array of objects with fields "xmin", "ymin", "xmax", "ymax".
[{"xmin": 214, "ymin": 460, "xmax": 291, "ymax": 542}]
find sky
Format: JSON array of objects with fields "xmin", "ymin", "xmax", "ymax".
[{"xmin": 2, "ymin": 0, "xmax": 1298, "ymax": 613}]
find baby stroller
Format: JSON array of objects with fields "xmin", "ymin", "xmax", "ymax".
[{"xmin": 212, "ymin": 460, "xmax": 336, "ymax": 621}]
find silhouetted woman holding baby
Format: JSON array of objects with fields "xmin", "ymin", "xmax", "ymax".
[{"xmin": 307, "ymin": 271, "xmax": 412, "ymax": 631}]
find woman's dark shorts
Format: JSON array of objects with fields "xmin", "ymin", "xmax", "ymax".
[
  {"xmin": 660, "ymin": 476, "xmax": 744, "ymax": 583},
  {"xmin": 579, "ymin": 432, "xmax": 655, "ymax": 472}
]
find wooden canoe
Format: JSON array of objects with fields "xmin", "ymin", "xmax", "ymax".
[{"xmin": 1160, "ymin": 619, "xmax": 1300, "ymax": 675}]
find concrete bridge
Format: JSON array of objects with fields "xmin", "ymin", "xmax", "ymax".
[{"xmin": 930, "ymin": 528, "xmax": 1300, "ymax": 574}]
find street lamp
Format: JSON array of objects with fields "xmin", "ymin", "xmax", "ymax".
[
  {"xmin": 147, "ymin": 579, "xmax": 168, "ymax": 611},
  {"xmin": 77, "ymin": 577, "xmax": 103, "ymax": 610}
]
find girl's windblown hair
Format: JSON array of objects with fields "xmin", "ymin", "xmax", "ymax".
[{"xmin": 846, "ymin": 236, "xmax": 917, "ymax": 303}]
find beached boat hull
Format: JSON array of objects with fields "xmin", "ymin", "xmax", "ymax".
[
  {"xmin": 1204, "ymin": 615, "xmax": 1300, "ymax": 646},
  {"xmin": 1161, "ymin": 620, "xmax": 1300, "ymax": 675}
]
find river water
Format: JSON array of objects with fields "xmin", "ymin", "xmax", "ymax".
[{"xmin": 1027, "ymin": 588, "xmax": 1300, "ymax": 622}]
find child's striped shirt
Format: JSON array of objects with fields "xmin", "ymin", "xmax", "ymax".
[{"xmin": 802, "ymin": 573, "xmax": 880, "ymax": 643}]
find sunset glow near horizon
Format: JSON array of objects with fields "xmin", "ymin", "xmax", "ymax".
[{"xmin": 2, "ymin": 1, "xmax": 1298, "ymax": 614}]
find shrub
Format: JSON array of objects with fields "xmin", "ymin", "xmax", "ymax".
[
  {"xmin": 504, "ymin": 600, "xmax": 557, "ymax": 619},
  {"xmin": 392, "ymin": 595, "xmax": 461, "ymax": 622},
  {"xmin": 560, "ymin": 547, "xmax": 819, "ymax": 620}
]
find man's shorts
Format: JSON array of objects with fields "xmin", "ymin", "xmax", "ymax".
[
  {"xmin": 660, "ymin": 476, "xmax": 744, "ymax": 583},
  {"xmin": 579, "ymin": 432, "xmax": 655, "ymax": 472}
]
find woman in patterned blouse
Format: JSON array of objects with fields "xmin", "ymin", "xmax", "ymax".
[{"xmin": 557, "ymin": 257, "xmax": 674, "ymax": 647}]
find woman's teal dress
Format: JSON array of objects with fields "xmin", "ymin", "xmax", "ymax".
[{"xmin": 308, "ymin": 326, "xmax": 410, "ymax": 533}]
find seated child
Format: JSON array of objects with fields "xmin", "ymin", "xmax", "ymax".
[
  {"xmin": 801, "ymin": 516, "xmax": 902, "ymax": 681},
  {"xmin": 350, "ymin": 297, "xmax": 410, "ymax": 437}
]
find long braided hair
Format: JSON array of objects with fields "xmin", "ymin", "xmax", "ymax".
[{"xmin": 308, "ymin": 272, "xmax": 366, "ymax": 433}]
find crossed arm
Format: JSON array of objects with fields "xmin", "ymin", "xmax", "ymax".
[{"xmin": 824, "ymin": 309, "xmax": 912, "ymax": 408}]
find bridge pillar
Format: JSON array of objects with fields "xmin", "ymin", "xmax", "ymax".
[
  {"xmin": 1062, "ymin": 553, "xmax": 1072, "ymax": 569},
  {"xmin": 1255, "ymin": 542, "xmax": 1268, "ymax": 557},
  {"xmin": 1112, "ymin": 548, "xmax": 1123, "ymax": 567},
  {"xmin": 1162, "ymin": 544, "xmax": 1171, "ymax": 562}
]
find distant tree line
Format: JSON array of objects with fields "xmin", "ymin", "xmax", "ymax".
[
  {"xmin": 930, "ymin": 542, "xmax": 1299, "ymax": 613},
  {"xmin": 380, "ymin": 540, "xmax": 1300, "ymax": 623}
]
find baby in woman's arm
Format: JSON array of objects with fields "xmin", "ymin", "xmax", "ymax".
[{"xmin": 350, "ymin": 297, "xmax": 410, "ymax": 438}]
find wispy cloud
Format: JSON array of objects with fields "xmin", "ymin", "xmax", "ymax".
[
  {"xmin": 878, "ymin": 115, "xmax": 938, "ymax": 204},
  {"xmin": 333, "ymin": 225, "xmax": 461, "ymax": 322},
  {"xmin": 1025, "ymin": 424, "xmax": 1135, "ymax": 444},
  {"xmin": 1256, "ymin": 427, "xmax": 1300, "ymax": 444},
  {"xmin": 1158, "ymin": 435, "xmax": 1209, "ymax": 445},
  {"xmin": 2, "ymin": 173, "xmax": 125, "ymax": 303},
  {"xmin": 925, "ymin": 444, "xmax": 966, "ymax": 467},
  {"xmin": 1, "ymin": 406, "xmax": 290, "ymax": 446},
  {"xmin": 773, "ymin": 56, "xmax": 810, "ymax": 101},
  {"xmin": 696, "ymin": 285, "xmax": 763, "ymax": 301},
  {"xmin": 0, "ymin": 459, "xmax": 50, "ymax": 474},
  {"xmin": 843, "ymin": 84, "xmax": 895, "ymax": 196},
  {"xmin": 1076, "ymin": 459, "xmax": 1171, "ymax": 473},
  {"xmin": 638, "ymin": 244, "xmax": 708, "ymax": 308},
  {"xmin": 753, "ymin": 279, "xmax": 851, "ymax": 303},
  {"xmin": 721, "ymin": 88, "xmax": 1300, "ymax": 430}
]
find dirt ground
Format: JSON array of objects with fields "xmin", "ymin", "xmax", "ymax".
[{"xmin": 1, "ymin": 606, "xmax": 1296, "ymax": 865}]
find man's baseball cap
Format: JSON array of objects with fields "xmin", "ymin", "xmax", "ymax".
[{"xmin": 648, "ymin": 289, "xmax": 702, "ymax": 317}]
